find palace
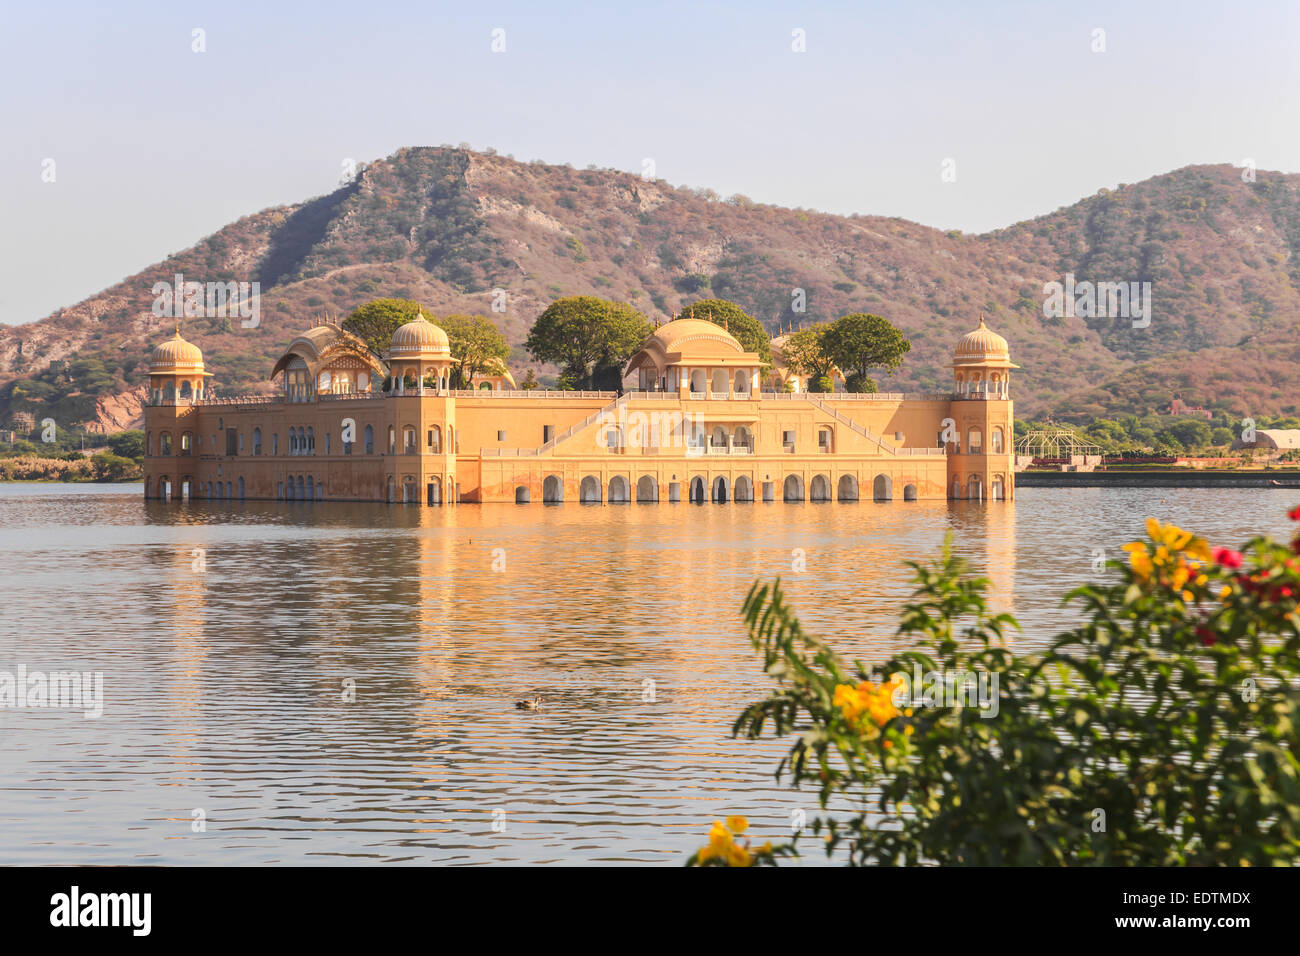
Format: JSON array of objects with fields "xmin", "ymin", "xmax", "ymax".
[{"xmin": 142, "ymin": 313, "xmax": 1017, "ymax": 504}]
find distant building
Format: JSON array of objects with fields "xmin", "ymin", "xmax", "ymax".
[
  {"xmin": 1233, "ymin": 429, "xmax": 1300, "ymax": 453},
  {"xmin": 1170, "ymin": 398, "xmax": 1212, "ymax": 420},
  {"xmin": 10, "ymin": 411, "xmax": 35, "ymax": 433}
]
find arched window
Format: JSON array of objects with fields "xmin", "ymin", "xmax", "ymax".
[
  {"xmin": 163, "ymin": 382, "xmax": 175, "ymax": 403},
  {"xmin": 180, "ymin": 432, "xmax": 193, "ymax": 455},
  {"xmin": 429, "ymin": 426, "xmax": 441, "ymax": 453},
  {"xmin": 146, "ymin": 431, "xmax": 154, "ymax": 456},
  {"xmin": 160, "ymin": 432, "xmax": 172, "ymax": 455},
  {"xmin": 289, "ymin": 430, "xmax": 298, "ymax": 456},
  {"xmin": 272, "ymin": 432, "xmax": 279, "ymax": 456},
  {"xmin": 403, "ymin": 426, "xmax": 416, "ymax": 453},
  {"xmin": 991, "ymin": 428, "xmax": 1003, "ymax": 454},
  {"xmin": 388, "ymin": 426, "xmax": 396, "ymax": 454},
  {"xmin": 969, "ymin": 428, "xmax": 983, "ymax": 453},
  {"xmin": 306, "ymin": 427, "xmax": 315, "ymax": 454},
  {"xmin": 364, "ymin": 424, "xmax": 374, "ymax": 455},
  {"xmin": 179, "ymin": 381, "xmax": 192, "ymax": 400},
  {"xmin": 253, "ymin": 427, "xmax": 262, "ymax": 456}
]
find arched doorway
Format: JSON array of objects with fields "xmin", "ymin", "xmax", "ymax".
[
  {"xmin": 515, "ymin": 485, "xmax": 530, "ymax": 504},
  {"xmin": 428, "ymin": 479, "xmax": 442, "ymax": 505},
  {"xmin": 712, "ymin": 475, "xmax": 729, "ymax": 503},
  {"xmin": 636, "ymin": 475, "xmax": 658, "ymax": 503},
  {"xmin": 991, "ymin": 475, "xmax": 1005, "ymax": 501},
  {"xmin": 904, "ymin": 483, "xmax": 918, "ymax": 501},
  {"xmin": 579, "ymin": 475, "xmax": 602, "ymax": 503},
  {"xmin": 609, "ymin": 475, "xmax": 630, "ymax": 503},
  {"xmin": 810, "ymin": 474, "xmax": 831, "ymax": 502},
  {"xmin": 968, "ymin": 475, "xmax": 983, "ymax": 500},
  {"xmin": 783, "ymin": 474, "xmax": 804, "ymax": 501},
  {"xmin": 873, "ymin": 474, "xmax": 893, "ymax": 501},
  {"xmin": 837, "ymin": 474, "xmax": 859, "ymax": 502},
  {"xmin": 237, "ymin": 476, "xmax": 245, "ymax": 500},
  {"xmin": 689, "ymin": 476, "xmax": 706, "ymax": 503},
  {"xmin": 951, "ymin": 477, "xmax": 962, "ymax": 500},
  {"xmin": 734, "ymin": 475, "xmax": 754, "ymax": 502},
  {"xmin": 543, "ymin": 475, "xmax": 563, "ymax": 503}
]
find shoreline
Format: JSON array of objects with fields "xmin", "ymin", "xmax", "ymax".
[{"xmin": 1017, "ymin": 470, "xmax": 1300, "ymax": 488}]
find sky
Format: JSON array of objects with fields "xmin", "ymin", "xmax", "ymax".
[{"xmin": 2, "ymin": 0, "xmax": 1298, "ymax": 325}]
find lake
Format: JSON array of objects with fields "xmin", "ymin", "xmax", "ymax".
[{"xmin": 0, "ymin": 483, "xmax": 1295, "ymax": 865}]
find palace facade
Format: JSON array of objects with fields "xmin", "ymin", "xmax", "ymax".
[{"xmin": 142, "ymin": 313, "xmax": 1017, "ymax": 505}]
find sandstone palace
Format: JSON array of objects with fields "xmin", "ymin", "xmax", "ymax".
[{"xmin": 142, "ymin": 312, "xmax": 1017, "ymax": 505}]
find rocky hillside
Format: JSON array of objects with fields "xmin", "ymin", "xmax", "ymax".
[{"xmin": 3, "ymin": 147, "xmax": 1298, "ymax": 428}]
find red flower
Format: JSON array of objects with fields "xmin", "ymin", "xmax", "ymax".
[
  {"xmin": 1281, "ymin": 587, "xmax": 1294, "ymax": 599},
  {"xmin": 1212, "ymin": 547, "xmax": 1243, "ymax": 569},
  {"xmin": 1290, "ymin": 504, "xmax": 1300, "ymax": 521},
  {"xmin": 1195, "ymin": 625, "xmax": 1217, "ymax": 647}
]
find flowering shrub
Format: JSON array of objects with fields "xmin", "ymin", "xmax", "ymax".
[{"xmin": 689, "ymin": 509, "xmax": 1300, "ymax": 866}]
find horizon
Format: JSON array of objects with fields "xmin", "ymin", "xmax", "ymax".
[{"xmin": 4, "ymin": 0, "xmax": 1299, "ymax": 325}]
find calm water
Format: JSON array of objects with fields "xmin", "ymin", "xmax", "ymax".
[{"xmin": 0, "ymin": 483, "xmax": 1296, "ymax": 866}]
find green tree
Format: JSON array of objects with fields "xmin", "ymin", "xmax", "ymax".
[
  {"xmin": 781, "ymin": 323, "xmax": 836, "ymax": 385},
  {"xmin": 676, "ymin": 299, "xmax": 773, "ymax": 370},
  {"xmin": 1167, "ymin": 418, "xmax": 1212, "ymax": 450},
  {"xmin": 525, "ymin": 296, "xmax": 653, "ymax": 390},
  {"xmin": 342, "ymin": 298, "xmax": 425, "ymax": 356},
  {"xmin": 105, "ymin": 430, "xmax": 145, "ymax": 461},
  {"xmin": 439, "ymin": 314, "xmax": 510, "ymax": 388},
  {"xmin": 90, "ymin": 452, "xmax": 138, "ymax": 481},
  {"xmin": 820, "ymin": 313, "xmax": 910, "ymax": 393},
  {"xmin": 519, "ymin": 368, "xmax": 540, "ymax": 391}
]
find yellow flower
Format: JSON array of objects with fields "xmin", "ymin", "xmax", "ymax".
[
  {"xmin": 726, "ymin": 843, "xmax": 751, "ymax": 867},
  {"xmin": 693, "ymin": 816, "xmax": 762, "ymax": 866}
]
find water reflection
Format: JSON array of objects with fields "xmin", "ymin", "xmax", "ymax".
[{"xmin": 0, "ymin": 484, "xmax": 1295, "ymax": 864}]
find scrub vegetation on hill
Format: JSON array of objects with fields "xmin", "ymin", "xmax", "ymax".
[{"xmin": 4, "ymin": 148, "xmax": 1300, "ymax": 430}]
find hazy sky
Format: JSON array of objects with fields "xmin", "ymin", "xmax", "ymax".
[{"xmin": 3, "ymin": 0, "xmax": 1297, "ymax": 325}]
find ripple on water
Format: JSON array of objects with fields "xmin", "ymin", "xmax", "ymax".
[{"xmin": 0, "ymin": 484, "xmax": 1295, "ymax": 863}]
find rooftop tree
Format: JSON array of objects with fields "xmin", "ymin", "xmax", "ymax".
[
  {"xmin": 820, "ymin": 312, "xmax": 911, "ymax": 393},
  {"xmin": 439, "ymin": 314, "xmax": 510, "ymax": 388},
  {"xmin": 525, "ymin": 296, "xmax": 653, "ymax": 391}
]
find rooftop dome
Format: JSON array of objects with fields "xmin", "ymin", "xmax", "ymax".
[
  {"xmin": 390, "ymin": 311, "xmax": 450, "ymax": 358},
  {"xmin": 149, "ymin": 330, "xmax": 204, "ymax": 371},
  {"xmin": 953, "ymin": 315, "xmax": 1011, "ymax": 363},
  {"xmin": 646, "ymin": 317, "xmax": 744, "ymax": 357}
]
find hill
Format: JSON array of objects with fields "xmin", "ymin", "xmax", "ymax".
[{"xmin": 2, "ymin": 147, "xmax": 1298, "ymax": 429}]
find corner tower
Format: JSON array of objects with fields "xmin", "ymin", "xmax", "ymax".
[
  {"xmin": 947, "ymin": 316, "xmax": 1017, "ymax": 500},
  {"xmin": 144, "ymin": 329, "xmax": 207, "ymax": 500},
  {"xmin": 386, "ymin": 311, "xmax": 456, "ymax": 504}
]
